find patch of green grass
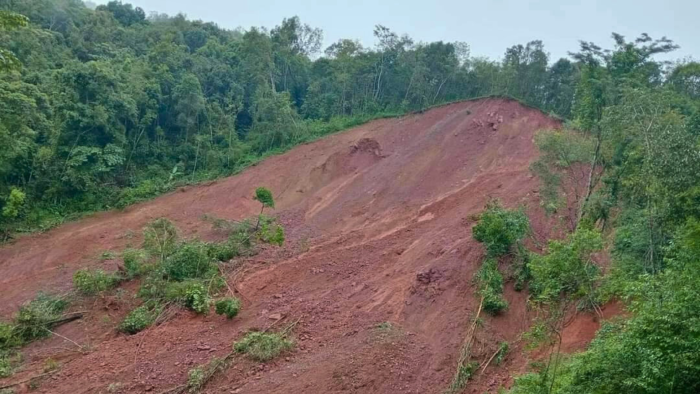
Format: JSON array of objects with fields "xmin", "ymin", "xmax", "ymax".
[
  {"xmin": 215, "ymin": 298, "xmax": 241, "ymax": 319},
  {"xmin": 233, "ymin": 332, "xmax": 294, "ymax": 362},
  {"xmin": 73, "ymin": 269, "xmax": 123, "ymax": 295}
]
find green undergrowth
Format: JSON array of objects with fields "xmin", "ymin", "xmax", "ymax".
[
  {"xmin": 233, "ymin": 331, "xmax": 294, "ymax": 362},
  {"xmin": 0, "ymin": 293, "xmax": 70, "ymax": 377},
  {"xmin": 112, "ymin": 211, "xmax": 283, "ymax": 334}
]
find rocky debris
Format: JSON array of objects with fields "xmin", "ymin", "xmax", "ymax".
[{"xmin": 416, "ymin": 268, "xmax": 442, "ymax": 285}]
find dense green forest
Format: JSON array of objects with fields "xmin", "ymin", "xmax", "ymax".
[
  {"xmin": 2, "ymin": 1, "xmax": 700, "ymax": 392},
  {"xmin": 1, "ymin": 0, "xmax": 583, "ymax": 235}
]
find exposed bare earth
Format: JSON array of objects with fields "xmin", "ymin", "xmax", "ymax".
[{"xmin": 0, "ymin": 98, "xmax": 608, "ymax": 393}]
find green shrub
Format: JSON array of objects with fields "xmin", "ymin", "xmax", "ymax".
[
  {"xmin": 472, "ymin": 201, "xmax": 529, "ymax": 257},
  {"xmin": 206, "ymin": 241, "xmax": 239, "ymax": 262},
  {"xmin": 122, "ymin": 248, "xmax": 148, "ymax": 278},
  {"xmin": 143, "ymin": 218, "xmax": 178, "ymax": 261},
  {"xmin": 119, "ymin": 305, "xmax": 157, "ymax": 335},
  {"xmin": 448, "ymin": 360, "xmax": 479, "ymax": 393},
  {"xmin": 0, "ymin": 351, "xmax": 13, "ymax": 378},
  {"xmin": 257, "ymin": 216, "xmax": 285, "ymax": 246},
  {"xmin": 233, "ymin": 332, "xmax": 293, "ymax": 361},
  {"xmin": 215, "ymin": 298, "xmax": 241, "ymax": 319},
  {"xmin": 12, "ymin": 294, "xmax": 68, "ymax": 342},
  {"xmin": 73, "ymin": 269, "xmax": 122, "ymax": 295},
  {"xmin": 163, "ymin": 240, "xmax": 217, "ymax": 281},
  {"xmin": 186, "ymin": 366, "xmax": 205, "ymax": 391},
  {"xmin": 0, "ymin": 322, "xmax": 19, "ymax": 349},
  {"xmin": 183, "ymin": 283, "xmax": 210, "ymax": 314},
  {"xmin": 495, "ymin": 342, "xmax": 509, "ymax": 365},
  {"xmin": 475, "ymin": 258, "xmax": 508, "ymax": 315}
]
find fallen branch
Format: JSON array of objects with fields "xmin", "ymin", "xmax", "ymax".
[
  {"xmin": 44, "ymin": 328, "xmax": 86, "ymax": 352},
  {"xmin": 47, "ymin": 311, "xmax": 86, "ymax": 327},
  {"xmin": 480, "ymin": 343, "xmax": 505, "ymax": 375}
]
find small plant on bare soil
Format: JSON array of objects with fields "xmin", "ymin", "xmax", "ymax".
[
  {"xmin": 119, "ymin": 305, "xmax": 157, "ymax": 335},
  {"xmin": 215, "ymin": 297, "xmax": 241, "ymax": 319},
  {"xmin": 185, "ymin": 357, "xmax": 229, "ymax": 393},
  {"xmin": 233, "ymin": 332, "xmax": 294, "ymax": 362},
  {"xmin": 73, "ymin": 269, "xmax": 123, "ymax": 295}
]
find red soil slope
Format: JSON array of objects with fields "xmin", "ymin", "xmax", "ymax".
[{"xmin": 1, "ymin": 98, "xmax": 585, "ymax": 394}]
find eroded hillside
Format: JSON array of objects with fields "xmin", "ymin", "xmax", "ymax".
[{"xmin": 0, "ymin": 98, "xmax": 590, "ymax": 394}]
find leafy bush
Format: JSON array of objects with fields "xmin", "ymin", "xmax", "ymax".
[
  {"xmin": 472, "ymin": 201, "xmax": 529, "ymax": 257},
  {"xmin": 163, "ymin": 240, "xmax": 218, "ymax": 281},
  {"xmin": 233, "ymin": 332, "xmax": 293, "ymax": 361},
  {"xmin": 475, "ymin": 258, "xmax": 508, "ymax": 315},
  {"xmin": 73, "ymin": 269, "xmax": 122, "ymax": 295},
  {"xmin": 12, "ymin": 294, "xmax": 68, "ymax": 343},
  {"xmin": 215, "ymin": 298, "xmax": 241, "ymax": 319},
  {"xmin": 254, "ymin": 187, "xmax": 275, "ymax": 209},
  {"xmin": 257, "ymin": 215, "xmax": 285, "ymax": 246},
  {"xmin": 142, "ymin": 218, "xmax": 178, "ymax": 261},
  {"xmin": 183, "ymin": 282, "xmax": 211, "ymax": 314},
  {"xmin": 0, "ymin": 351, "xmax": 13, "ymax": 378},
  {"xmin": 529, "ymin": 228, "xmax": 602, "ymax": 305},
  {"xmin": 187, "ymin": 366, "xmax": 206, "ymax": 391},
  {"xmin": 122, "ymin": 248, "xmax": 148, "ymax": 278},
  {"xmin": 119, "ymin": 305, "xmax": 157, "ymax": 335}
]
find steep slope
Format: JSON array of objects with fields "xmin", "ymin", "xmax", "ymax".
[{"xmin": 0, "ymin": 98, "xmax": 564, "ymax": 393}]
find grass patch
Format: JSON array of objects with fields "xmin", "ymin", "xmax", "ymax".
[
  {"xmin": 233, "ymin": 332, "xmax": 294, "ymax": 362},
  {"xmin": 73, "ymin": 269, "xmax": 123, "ymax": 295}
]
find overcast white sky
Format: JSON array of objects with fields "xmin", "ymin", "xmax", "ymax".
[{"xmin": 92, "ymin": 0, "xmax": 699, "ymax": 62}]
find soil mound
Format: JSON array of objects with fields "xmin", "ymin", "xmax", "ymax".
[{"xmin": 0, "ymin": 98, "xmax": 579, "ymax": 394}]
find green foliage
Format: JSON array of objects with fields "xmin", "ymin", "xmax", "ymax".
[
  {"xmin": 495, "ymin": 342, "xmax": 509, "ymax": 365},
  {"xmin": 186, "ymin": 366, "xmax": 205, "ymax": 392},
  {"xmin": 162, "ymin": 240, "xmax": 218, "ymax": 282},
  {"xmin": 529, "ymin": 229, "xmax": 603, "ymax": 306},
  {"xmin": 183, "ymin": 282, "xmax": 211, "ymax": 314},
  {"xmin": 142, "ymin": 218, "xmax": 179, "ymax": 261},
  {"xmin": 215, "ymin": 298, "xmax": 241, "ymax": 319},
  {"xmin": 475, "ymin": 258, "xmax": 508, "ymax": 315},
  {"xmin": 1, "ymin": 188, "xmax": 25, "ymax": 219},
  {"xmin": 73, "ymin": 269, "xmax": 122, "ymax": 295},
  {"xmin": 119, "ymin": 305, "xmax": 157, "ymax": 335},
  {"xmin": 472, "ymin": 201, "xmax": 530, "ymax": 257},
  {"xmin": 10, "ymin": 294, "xmax": 68, "ymax": 343},
  {"xmin": 122, "ymin": 248, "xmax": 148, "ymax": 278},
  {"xmin": 254, "ymin": 187, "xmax": 275, "ymax": 209},
  {"xmin": 0, "ymin": 350, "xmax": 12, "ymax": 378},
  {"xmin": 185, "ymin": 357, "xmax": 227, "ymax": 393},
  {"xmin": 233, "ymin": 332, "xmax": 294, "ymax": 361},
  {"xmin": 256, "ymin": 215, "xmax": 285, "ymax": 246},
  {"xmin": 446, "ymin": 361, "xmax": 479, "ymax": 393}
]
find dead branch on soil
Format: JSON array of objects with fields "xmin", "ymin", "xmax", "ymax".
[
  {"xmin": 44, "ymin": 328, "xmax": 87, "ymax": 352},
  {"xmin": 480, "ymin": 343, "xmax": 505, "ymax": 375},
  {"xmin": 447, "ymin": 296, "xmax": 484, "ymax": 393},
  {"xmin": 156, "ymin": 351, "xmax": 237, "ymax": 394},
  {"xmin": 48, "ymin": 311, "xmax": 86, "ymax": 327}
]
